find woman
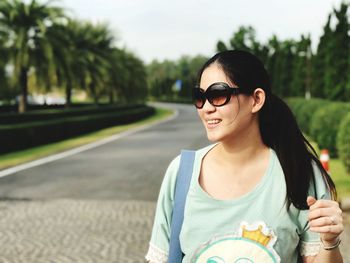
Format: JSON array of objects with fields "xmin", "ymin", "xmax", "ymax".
[{"xmin": 146, "ymin": 50, "xmax": 343, "ymax": 263}]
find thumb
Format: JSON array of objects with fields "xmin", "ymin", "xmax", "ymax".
[{"xmin": 307, "ymin": 196, "xmax": 317, "ymax": 207}]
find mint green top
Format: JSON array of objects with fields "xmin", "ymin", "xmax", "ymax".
[{"xmin": 146, "ymin": 144, "xmax": 329, "ymax": 263}]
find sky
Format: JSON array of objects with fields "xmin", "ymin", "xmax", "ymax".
[{"xmin": 60, "ymin": 0, "xmax": 344, "ymax": 63}]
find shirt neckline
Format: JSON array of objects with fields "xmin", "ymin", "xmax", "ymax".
[{"xmin": 192, "ymin": 144, "xmax": 276, "ymax": 205}]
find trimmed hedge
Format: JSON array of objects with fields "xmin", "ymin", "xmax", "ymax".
[
  {"xmin": 309, "ymin": 102, "xmax": 350, "ymax": 157},
  {"xmin": 286, "ymin": 98, "xmax": 327, "ymax": 134},
  {"xmin": 287, "ymin": 98, "xmax": 350, "ymax": 170},
  {"xmin": 0, "ymin": 103, "xmax": 99, "ymax": 114},
  {"xmin": 0, "ymin": 104, "xmax": 145, "ymax": 124},
  {"xmin": 0, "ymin": 105, "xmax": 155, "ymax": 154},
  {"xmin": 337, "ymin": 112, "xmax": 350, "ymax": 172}
]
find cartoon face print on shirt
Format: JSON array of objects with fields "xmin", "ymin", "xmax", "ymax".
[{"xmin": 191, "ymin": 222, "xmax": 281, "ymax": 263}]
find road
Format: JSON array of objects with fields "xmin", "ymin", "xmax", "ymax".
[
  {"xmin": 0, "ymin": 103, "xmax": 208, "ymax": 201},
  {"xmin": 0, "ymin": 103, "xmax": 348, "ymax": 262}
]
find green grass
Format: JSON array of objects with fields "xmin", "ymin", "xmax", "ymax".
[
  {"xmin": 290, "ymin": 135, "xmax": 350, "ymax": 199},
  {"xmin": 329, "ymin": 159, "xmax": 350, "ymax": 200},
  {"xmin": 307, "ymin": 135, "xmax": 350, "ymax": 199},
  {"xmin": 0, "ymin": 107, "xmax": 173, "ymax": 170}
]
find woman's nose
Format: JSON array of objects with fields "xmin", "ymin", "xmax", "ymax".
[{"xmin": 201, "ymin": 99, "xmax": 216, "ymax": 112}]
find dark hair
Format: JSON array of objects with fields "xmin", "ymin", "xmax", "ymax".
[{"xmin": 197, "ymin": 50, "xmax": 336, "ymax": 209}]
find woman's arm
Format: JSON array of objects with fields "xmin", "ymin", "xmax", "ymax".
[{"xmin": 303, "ymin": 196, "xmax": 344, "ymax": 263}]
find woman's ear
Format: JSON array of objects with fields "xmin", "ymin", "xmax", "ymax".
[{"xmin": 251, "ymin": 88, "xmax": 266, "ymax": 113}]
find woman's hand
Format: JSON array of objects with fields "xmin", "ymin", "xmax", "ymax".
[{"xmin": 307, "ymin": 196, "xmax": 344, "ymax": 246}]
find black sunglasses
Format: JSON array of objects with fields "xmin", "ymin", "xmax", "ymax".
[{"xmin": 192, "ymin": 82, "xmax": 245, "ymax": 109}]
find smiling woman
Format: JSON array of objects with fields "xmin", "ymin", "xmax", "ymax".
[{"xmin": 145, "ymin": 50, "xmax": 344, "ymax": 263}]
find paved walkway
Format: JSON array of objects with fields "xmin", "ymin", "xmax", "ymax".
[
  {"xmin": 0, "ymin": 200, "xmax": 154, "ymax": 262},
  {"xmin": 0, "ymin": 199, "xmax": 348, "ymax": 262}
]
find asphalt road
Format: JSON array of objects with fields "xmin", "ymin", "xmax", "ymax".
[{"xmin": 0, "ymin": 103, "xmax": 209, "ymax": 201}]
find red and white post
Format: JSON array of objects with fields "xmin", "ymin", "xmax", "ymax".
[{"xmin": 320, "ymin": 149, "xmax": 330, "ymax": 173}]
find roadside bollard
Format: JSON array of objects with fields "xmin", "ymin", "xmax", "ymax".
[{"xmin": 320, "ymin": 149, "xmax": 330, "ymax": 173}]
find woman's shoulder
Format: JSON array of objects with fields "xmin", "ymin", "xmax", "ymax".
[
  {"xmin": 167, "ymin": 143, "xmax": 217, "ymax": 173},
  {"xmin": 195, "ymin": 143, "xmax": 218, "ymax": 156},
  {"xmin": 159, "ymin": 144, "xmax": 216, "ymax": 200}
]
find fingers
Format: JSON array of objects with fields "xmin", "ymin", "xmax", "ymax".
[
  {"xmin": 309, "ymin": 224, "xmax": 344, "ymax": 234},
  {"xmin": 307, "ymin": 196, "xmax": 344, "ymax": 241},
  {"xmin": 307, "ymin": 197, "xmax": 342, "ymax": 222},
  {"xmin": 308, "ymin": 214, "xmax": 341, "ymax": 227},
  {"xmin": 308, "ymin": 207, "xmax": 340, "ymax": 221},
  {"xmin": 307, "ymin": 196, "xmax": 317, "ymax": 207},
  {"xmin": 308, "ymin": 197, "xmax": 339, "ymax": 210},
  {"xmin": 308, "ymin": 214, "xmax": 344, "ymax": 234}
]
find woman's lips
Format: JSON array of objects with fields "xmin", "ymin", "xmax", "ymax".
[{"xmin": 206, "ymin": 119, "xmax": 222, "ymax": 129}]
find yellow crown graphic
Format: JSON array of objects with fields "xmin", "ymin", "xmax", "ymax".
[{"xmin": 242, "ymin": 225, "xmax": 272, "ymax": 246}]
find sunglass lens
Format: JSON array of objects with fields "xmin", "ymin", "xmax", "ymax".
[
  {"xmin": 192, "ymin": 88, "xmax": 205, "ymax": 108},
  {"xmin": 207, "ymin": 84, "xmax": 230, "ymax": 106}
]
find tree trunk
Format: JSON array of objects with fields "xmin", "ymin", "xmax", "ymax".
[
  {"xmin": 18, "ymin": 67, "xmax": 28, "ymax": 113},
  {"xmin": 90, "ymin": 82, "xmax": 98, "ymax": 105},
  {"xmin": 109, "ymin": 88, "xmax": 114, "ymax": 104},
  {"xmin": 65, "ymin": 81, "xmax": 72, "ymax": 108}
]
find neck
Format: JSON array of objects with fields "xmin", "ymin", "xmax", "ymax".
[{"xmin": 216, "ymin": 123, "xmax": 268, "ymax": 166}]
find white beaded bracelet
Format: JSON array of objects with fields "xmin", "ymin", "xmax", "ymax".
[{"xmin": 321, "ymin": 238, "xmax": 341, "ymax": 250}]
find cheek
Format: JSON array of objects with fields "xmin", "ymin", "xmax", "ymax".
[
  {"xmin": 230, "ymin": 97, "xmax": 252, "ymax": 116},
  {"xmin": 221, "ymin": 102, "xmax": 252, "ymax": 128},
  {"xmin": 222, "ymin": 100, "xmax": 240, "ymax": 119}
]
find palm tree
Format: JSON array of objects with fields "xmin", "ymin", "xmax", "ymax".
[
  {"xmin": 45, "ymin": 21, "xmax": 75, "ymax": 107},
  {"xmin": 0, "ymin": 26, "xmax": 10, "ymax": 100},
  {"xmin": 53, "ymin": 20, "xmax": 114, "ymax": 106},
  {"xmin": 82, "ymin": 22, "xmax": 114, "ymax": 104},
  {"xmin": 0, "ymin": 0, "xmax": 65, "ymax": 112},
  {"xmin": 115, "ymin": 49, "xmax": 148, "ymax": 103}
]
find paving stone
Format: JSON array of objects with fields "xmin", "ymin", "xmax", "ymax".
[{"xmin": 0, "ymin": 200, "xmax": 155, "ymax": 263}]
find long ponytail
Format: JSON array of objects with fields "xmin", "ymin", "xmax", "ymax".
[{"xmin": 260, "ymin": 94, "xmax": 336, "ymax": 209}]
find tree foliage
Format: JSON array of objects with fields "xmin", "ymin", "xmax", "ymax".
[
  {"xmin": 147, "ymin": 55, "xmax": 207, "ymax": 101},
  {"xmin": 0, "ymin": 0, "xmax": 66, "ymax": 112},
  {"xmin": 0, "ymin": 1, "xmax": 349, "ymax": 108},
  {"xmin": 209, "ymin": 3, "xmax": 350, "ymax": 101},
  {"xmin": 0, "ymin": 0, "xmax": 147, "ymax": 112}
]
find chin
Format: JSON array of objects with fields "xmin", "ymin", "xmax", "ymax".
[
  {"xmin": 206, "ymin": 131, "xmax": 222, "ymax": 142},
  {"xmin": 207, "ymin": 137, "xmax": 218, "ymax": 143}
]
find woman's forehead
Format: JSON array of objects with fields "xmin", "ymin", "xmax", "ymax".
[{"xmin": 200, "ymin": 64, "xmax": 234, "ymax": 89}]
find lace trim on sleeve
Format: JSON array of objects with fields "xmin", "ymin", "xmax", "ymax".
[
  {"xmin": 145, "ymin": 243, "xmax": 168, "ymax": 263},
  {"xmin": 300, "ymin": 241, "xmax": 320, "ymax": 256}
]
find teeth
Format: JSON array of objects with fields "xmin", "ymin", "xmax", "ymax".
[{"xmin": 207, "ymin": 119, "xmax": 221, "ymax": 124}]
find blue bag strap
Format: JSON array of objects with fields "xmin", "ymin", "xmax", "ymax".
[{"xmin": 168, "ymin": 150, "xmax": 196, "ymax": 263}]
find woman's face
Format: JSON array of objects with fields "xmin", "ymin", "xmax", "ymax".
[{"xmin": 197, "ymin": 63, "xmax": 255, "ymax": 143}]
